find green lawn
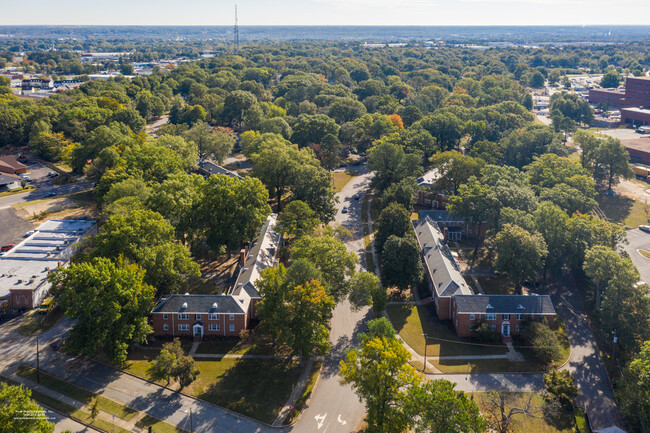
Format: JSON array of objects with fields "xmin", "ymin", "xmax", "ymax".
[
  {"xmin": 136, "ymin": 415, "xmax": 188, "ymax": 433},
  {"xmin": 16, "ymin": 365, "xmax": 138, "ymax": 421},
  {"xmin": 0, "ymin": 186, "xmax": 35, "ymax": 198},
  {"xmin": 18, "ymin": 306, "xmax": 65, "ymax": 336},
  {"xmin": 597, "ymin": 193, "xmax": 649, "ymax": 228},
  {"xmin": 189, "ymin": 358, "xmax": 303, "ymax": 424},
  {"xmin": 125, "ymin": 343, "xmax": 302, "ymax": 424},
  {"xmin": 473, "ymin": 392, "xmax": 576, "ymax": 433},
  {"xmin": 364, "ymin": 252, "xmax": 376, "ymax": 274},
  {"xmin": 332, "ymin": 171, "xmax": 354, "ymax": 192},
  {"xmin": 386, "ymin": 304, "xmax": 507, "ymax": 359}
]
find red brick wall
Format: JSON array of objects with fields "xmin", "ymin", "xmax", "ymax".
[
  {"xmin": 152, "ymin": 312, "xmax": 246, "ymax": 337},
  {"xmin": 451, "ymin": 306, "xmax": 555, "ymax": 338},
  {"xmin": 436, "ymin": 296, "xmax": 451, "ymax": 320},
  {"xmin": 11, "ymin": 290, "xmax": 33, "ymax": 309}
]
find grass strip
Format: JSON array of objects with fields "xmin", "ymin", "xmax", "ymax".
[
  {"xmin": 16, "ymin": 365, "xmax": 138, "ymax": 421},
  {"xmin": 136, "ymin": 414, "xmax": 189, "ymax": 433},
  {"xmin": 284, "ymin": 361, "xmax": 322, "ymax": 425}
]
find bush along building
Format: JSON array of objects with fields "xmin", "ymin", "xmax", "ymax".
[
  {"xmin": 412, "ymin": 216, "xmax": 556, "ymax": 341},
  {"xmin": 150, "ymin": 213, "xmax": 280, "ymax": 339}
]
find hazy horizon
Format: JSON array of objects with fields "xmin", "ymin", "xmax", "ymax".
[{"xmin": 2, "ymin": 0, "xmax": 649, "ymax": 27}]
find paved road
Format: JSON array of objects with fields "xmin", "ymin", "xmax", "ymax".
[
  {"xmin": 290, "ymin": 171, "xmax": 374, "ymax": 433},
  {"xmin": 624, "ymin": 228, "xmax": 650, "ymax": 284},
  {"xmin": 0, "ymin": 318, "xmax": 277, "ymax": 433},
  {"xmin": 429, "ymin": 373, "xmax": 545, "ymax": 393},
  {"xmin": 550, "ymin": 277, "xmax": 626, "ymax": 431},
  {"xmin": 0, "ymin": 180, "xmax": 93, "ymax": 210}
]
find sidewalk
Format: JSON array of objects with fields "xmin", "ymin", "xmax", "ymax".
[
  {"xmin": 4, "ymin": 368, "xmax": 137, "ymax": 432},
  {"xmin": 272, "ymin": 359, "xmax": 314, "ymax": 426}
]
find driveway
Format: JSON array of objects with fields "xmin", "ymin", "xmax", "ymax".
[
  {"xmin": 290, "ymin": 171, "xmax": 374, "ymax": 433},
  {"xmin": 623, "ymin": 228, "xmax": 650, "ymax": 284}
]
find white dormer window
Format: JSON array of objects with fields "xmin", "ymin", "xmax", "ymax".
[
  {"xmin": 517, "ymin": 304, "xmax": 525, "ymax": 310},
  {"xmin": 486, "ymin": 304, "xmax": 493, "ymax": 309}
]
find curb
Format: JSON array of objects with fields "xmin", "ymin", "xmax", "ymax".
[
  {"xmin": 76, "ymin": 355, "xmax": 286, "ymax": 430},
  {"xmin": 281, "ymin": 361, "xmax": 324, "ymax": 427}
]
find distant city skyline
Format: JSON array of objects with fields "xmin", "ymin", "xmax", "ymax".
[{"xmin": 2, "ymin": 0, "xmax": 650, "ymax": 26}]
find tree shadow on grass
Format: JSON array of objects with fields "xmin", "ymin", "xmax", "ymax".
[
  {"xmin": 597, "ymin": 194, "xmax": 635, "ymax": 224},
  {"xmin": 197, "ymin": 357, "xmax": 301, "ymax": 424}
]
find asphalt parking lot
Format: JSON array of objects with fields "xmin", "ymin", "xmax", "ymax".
[
  {"xmin": 624, "ymin": 228, "xmax": 650, "ymax": 284},
  {"xmin": 601, "ymin": 128, "xmax": 647, "ymax": 141},
  {"xmin": 0, "ymin": 208, "xmax": 35, "ymax": 250}
]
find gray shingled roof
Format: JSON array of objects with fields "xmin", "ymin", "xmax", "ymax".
[
  {"xmin": 412, "ymin": 218, "xmax": 472, "ymax": 298},
  {"xmin": 418, "ymin": 210, "xmax": 465, "ymax": 223},
  {"xmin": 454, "ymin": 294, "xmax": 556, "ymax": 315},
  {"xmin": 230, "ymin": 214, "xmax": 280, "ymax": 299},
  {"xmin": 152, "ymin": 294, "xmax": 246, "ymax": 314},
  {"xmin": 198, "ymin": 160, "xmax": 243, "ymax": 180}
]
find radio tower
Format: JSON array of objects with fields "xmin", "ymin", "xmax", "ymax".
[{"xmin": 234, "ymin": 5, "xmax": 240, "ymax": 53}]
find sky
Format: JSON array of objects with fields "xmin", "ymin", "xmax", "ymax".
[{"xmin": 2, "ymin": 0, "xmax": 650, "ymax": 26}]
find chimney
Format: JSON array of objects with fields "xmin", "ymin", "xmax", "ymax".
[
  {"xmin": 443, "ymin": 227, "xmax": 449, "ymax": 242},
  {"xmin": 239, "ymin": 249, "xmax": 246, "ymax": 267}
]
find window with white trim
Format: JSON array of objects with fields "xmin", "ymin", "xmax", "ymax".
[
  {"xmin": 486, "ymin": 313, "xmax": 496, "ymax": 321},
  {"xmin": 469, "ymin": 314, "xmax": 475, "ymax": 321},
  {"xmin": 502, "ymin": 314, "xmax": 510, "ymax": 320},
  {"xmin": 229, "ymin": 324, "xmax": 235, "ymax": 332},
  {"xmin": 178, "ymin": 313, "xmax": 188, "ymax": 320},
  {"xmin": 195, "ymin": 314, "xmax": 201, "ymax": 320},
  {"xmin": 229, "ymin": 314, "xmax": 235, "ymax": 321},
  {"xmin": 178, "ymin": 324, "xmax": 189, "ymax": 331},
  {"xmin": 209, "ymin": 324, "xmax": 220, "ymax": 331},
  {"xmin": 208, "ymin": 313, "xmax": 220, "ymax": 321},
  {"xmin": 163, "ymin": 324, "xmax": 169, "ymax": 331},
  {"xmin": 163, "ymin": 314, "xmax": 168, "ymax": 320},
  {"xmin": 516, "ymin": 313, "xmax": 522, "ymax": 320}
]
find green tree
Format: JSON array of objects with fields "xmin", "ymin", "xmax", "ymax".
[
  {"xmin": 381, "ymin": 234, "xmax": 423, "ymax": 292},
  {"xmin": 349, "ymin": 271, "xmax": 386, "ymax": 314},
  {"xmin": 89, "ymin": 397, "xmax": 100, "ymax": 422},
  {"xmin": 533, "ymin": 201, "xmax": 569, "ymax": 279},
  {"xmin": 406, "ymin": 379, "xmax": 486, "ymax": 433},
  {"xmin": 291, "ymin": 235, "xmax": 359, "ymax": 301},
  {"xmin": 382, "ymin": 177, "xmax": 418, "ymax": 212},
  {"xmin": 291, "ymin": 113, "xmax": 340, "ymax": 147},
  {"xmin": 89, "ymin": 209, "xmax": 200, "ymax": 295},
  {"xmin": 430, "ymin": 150, "xmax": 483, "ymax": 195},
  {"xmin": 368, "ymin": 140, "xmax": 422, "ymax": 191},
  {"xmin": 172, "ymin": 355, "xmax": 200, "ymax": 388},
  {"xmin": 184, "ymin": 122, "xmax": 234, "ymax": 163},
  {"xmin": 584, "ymin": 246, "xmax": 634, "ymax": 310},
  {"xmin": 49, "ymin": 257, "xmax": 155, "ymax": 365},
  {"xmin": 328, "ymin": 97, "xmax": 367, "ymax": 123},
  {"xmin": 290, "ymin": 163, "xmax": 338, "ymax": 222},
  {"xmin": 597, "ymin": 137, "xmax": 632, "ymax": 191},
  {"xmin": 277, "ymin": 200, "xmax": 319, "ymax": 239},
  {"xmin": 0, "ymin": 382, "xmax": 55, "ymax": 433},
  {"xmin": 447, "ymin": 177, "xmax": 496, "ymax": 252},
  {"xmin": 149, "ymin": 347, "xmax": 176, "ymax": 385},
  {"xmin": 194, "ymin": 174, "xmax": 271, "ymax": 255},
  {"xmin": 318, "ymin": 133, "xmax": 342, "ymax": 171},
  {"xmin": 339, "ymin": 332, "xmax": 420, "ymax": 433},
  {"xmin": 529, "ymin": 71, "xmax": 545, "ymax": 88},
  {"xmin": 418, "ymin": 112, "xmax": 463, "ymax": 151},
  {"xmin": 522, "ymin": 93, "xmax": 533, "ymax": 110},
  {"xmin": 495, "ymin": 224, "xmax": 547, "ymax": 293},
  {"xmin": 527, "ymin": 320, "xmax": 563, "ymax": 365},
  {"xmin": 600, "ymin": 70, "xmax": 621, "ymax": 88},
  {"xmin": 618, "ymin": 341, "xmax": 650, "ymax": 432},
  {"xmin": 222, "ymin": 90, "xmax": 257, "ymax": 125},
  {"xmin": 544, "ymin": 370, "xmax": 578, "ymax": 410},
  {"xmin": 375, "ymin": 203, "xmax": 411, "ymax": 255}
]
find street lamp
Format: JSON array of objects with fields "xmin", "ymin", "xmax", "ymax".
[{"xmin": 421, "ymin": 333, "xmax": 428, "ymax": 372}]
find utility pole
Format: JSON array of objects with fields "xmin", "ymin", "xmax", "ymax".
[
  {"xmin": 36, "ymin": 333, "xmax": 40, "ymax": 384},
  {"xmin": 234, "ymin": 4, "xmax": 240, "ymax": 53},
  {"xmin": 421, "ymin": 333, "xmax": 428, "ymax": 372}
]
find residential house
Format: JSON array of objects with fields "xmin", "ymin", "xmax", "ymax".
[
  {"xmin": 197, "ymin": 160, "xmax": 243, "ymax": 180},
  {"xmin": 451, "ymin": 294, "xmax": 556, "ymax": 338},
  {"xmin": 150, "ymin": 214, "xmax": 280, "ymax": 339},
  {"xmin": 413, "ymin": 216, "xmax": 556, "ymax": 339},
  {"xmin": 0, "ymin": 155, "xmax": 27, "ymax": 175},
  {"xmin": 0, "ymin": 173, "xmax": 23, "ymax": 191}
]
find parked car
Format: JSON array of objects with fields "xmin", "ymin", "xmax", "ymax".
[
  {"xmin": 24, "ymin": 231, "xmax": 35, "ymax": 237},
  {"xmin": 45, "ymin": 191, "xmax": 57, "ymax": 197},
  {"xmin": 342, "ymin": 206, "xmax": 348, "ymax": 214},
  {"xmin": 47, "ymin": 172, "xmax": 59, "ymax": 178},
  {"xmin": 640, "ymin": 225, "xmax": 650, "ymax": 233},
  {"xmin": 354, "ymin": 194, "xmax": 360, "ymax": 200},
  {"xmin": 20, "ymin": 176, "xmax": 31, "ymax": 182},
  {"xmin": 0, "ymin": 244, "xmax": 15, "ymax": 252}
]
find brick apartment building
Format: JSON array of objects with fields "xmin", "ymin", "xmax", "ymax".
[
  {"xmin": 413, "ymin": 216, "xmax": 556, "ymax": 339},
  {"xmin": 150, "ymin": 213, "xmax": 280, "ymax": 339}
]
